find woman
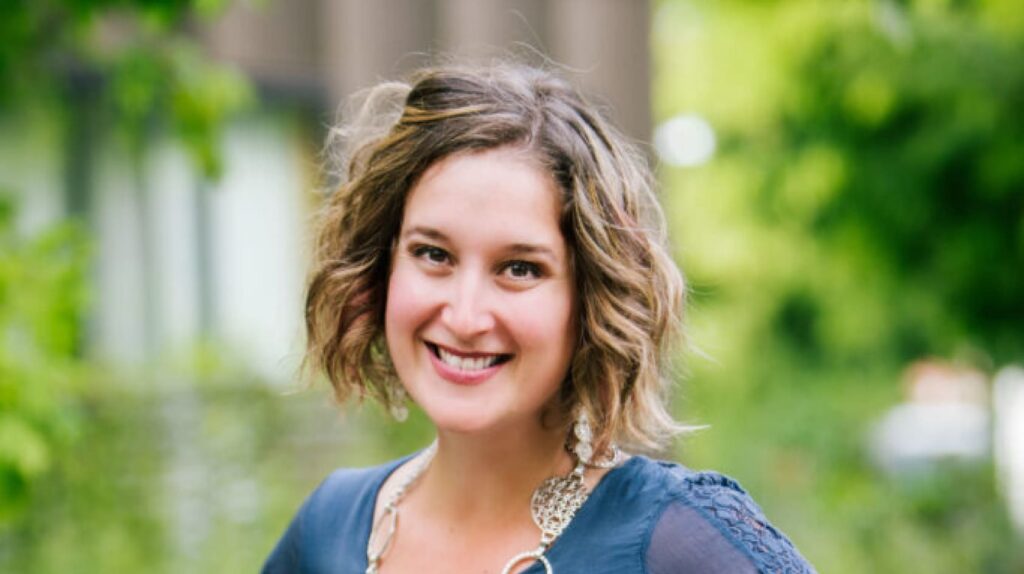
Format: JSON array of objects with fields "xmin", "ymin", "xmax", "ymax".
[{"xmin": 263, "ymin": 63, "xmax": 815, "ymax": 574}]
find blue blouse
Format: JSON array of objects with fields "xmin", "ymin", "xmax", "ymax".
[{"xmin": 263, "ymin": 454, "xmax": 816, "ymax": 573}]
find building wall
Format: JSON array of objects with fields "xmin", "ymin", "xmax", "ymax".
[
  {"xmin": 204, "ymin": 0, "xmax": 651, "ymax": 141},
  {"xmin": 8, "ymin": 1, "xmax": 653, "ymax": 383}
]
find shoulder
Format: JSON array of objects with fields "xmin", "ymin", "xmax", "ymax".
[
  {"xmin": 261, "ymin": 457, "xmax": 408, "ymax": 574},
  {"xmin": 629, "ymin": 457, "xmax": 816, "ymax": 574},
  {"xmin": 301, "ymin": 463, "xmax": 397, "ymax": 522}
]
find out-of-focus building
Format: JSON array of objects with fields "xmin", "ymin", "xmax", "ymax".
[
  {"xmin": 4, "ymin": 0, "xmax": 651, "ymax": 382},
  {"xmin": 870, "ymin": 359, "xmax": 1024, "ymax": 537},
  {"xmin": 870, "ymin": 360, "xmax": 990, "ymax": 474}
]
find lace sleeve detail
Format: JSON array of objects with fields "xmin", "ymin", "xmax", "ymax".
[{"xmin": 646, "ymin": 470, "xmax": 816, "ymax": 574}]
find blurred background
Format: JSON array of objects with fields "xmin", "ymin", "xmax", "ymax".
[{"xmin": 1, "ymin": 0, "xmax": 1022, "ymax": 572}]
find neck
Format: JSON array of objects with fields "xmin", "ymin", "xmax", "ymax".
[{"xmin": 417, "ymin": 421, "xmax": 573, "ymax": 523}]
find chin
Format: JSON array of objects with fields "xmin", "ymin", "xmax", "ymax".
[{"xmin": 421, "ymin": 407, "xmax": 498, "ymax": 435}]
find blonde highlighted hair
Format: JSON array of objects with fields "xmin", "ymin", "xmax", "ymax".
[{"xmin": 305, "ymin": 63, "xmax": 686, "ymax": 452}]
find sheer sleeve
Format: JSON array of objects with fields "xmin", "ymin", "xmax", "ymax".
[{"xmin": 645, "ymin": 471, "xmax": 816, "ymax": 574}]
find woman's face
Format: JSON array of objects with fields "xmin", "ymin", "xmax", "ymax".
[{"xmin": 385, "ymin": 147, "xmax": 576, "ymax": 435}]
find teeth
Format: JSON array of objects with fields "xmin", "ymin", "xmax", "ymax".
[{"xmin": 437, "ymin": 347, "xmax": 501, "ymax": 371}]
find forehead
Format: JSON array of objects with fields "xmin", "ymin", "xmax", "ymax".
[{"xmin": 401, "ymin": 148, "xmax": 566, "ymax": 248}]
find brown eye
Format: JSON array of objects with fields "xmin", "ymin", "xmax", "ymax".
[
  {"xmin": 502, "ymin": 260, "xmax": 542, "ymax": 280},
  {"xmin": 412, "ymin": 245, "xmax": 450, "ymax": 265}
]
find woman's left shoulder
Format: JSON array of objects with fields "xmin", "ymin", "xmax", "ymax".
[{"xmin": 625, "ymin": 456, "xmax": 817, "ymax": 574}]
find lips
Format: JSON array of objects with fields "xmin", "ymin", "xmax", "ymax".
[
  {"xmin": 426, "ymin": 343, "xmax": 512, "ymax": 370},
  {"xmin": 425, "ymin": 342, "xmax": 512, "ymax": 385}
]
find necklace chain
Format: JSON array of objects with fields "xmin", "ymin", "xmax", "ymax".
[
  {"xmin": 365, "ymin": 442, "xmax": 437, "ymax": 574},
  {"xmin": 364, "ymin": 440, "xmax": 620, "ymax": 574}
]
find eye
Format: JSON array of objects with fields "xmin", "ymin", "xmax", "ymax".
[
  {"xmin": 501, "ymin": 260, "xmax": 543, "ymax": 280},
  {"xmin": 411, "ymin": 244, "xmax": 451, "ymax": 265}
]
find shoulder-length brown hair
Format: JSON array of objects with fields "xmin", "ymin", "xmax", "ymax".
[{"xmin": 305, "ymin": 63, "xmax": 686, "ymax": 453}]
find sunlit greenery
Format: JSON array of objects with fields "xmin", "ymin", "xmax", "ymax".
[
  {"xmin": 655, "ymin": 0, "xmax": 1024, "ymax": 571},
  {"xmin": 0, "ymin": 0, "xmax": 256, "ymax": 570},
  {"xmin": 1, "ymin": 0, "xmax": 1022, "ymax": 571},
  {"xmin": 0, "ymin": 0, "xmax": 251, "ymax": 179},
  {"xmin": 0, "ymin": 194, "xmax": 89, "ymax": 521}
]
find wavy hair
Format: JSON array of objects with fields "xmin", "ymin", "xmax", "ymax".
[{"xmin": 305, "ymin": 63, "xmax": 686, "ymax": 452}]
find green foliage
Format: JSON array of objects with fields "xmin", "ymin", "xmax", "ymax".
[
  {"xmin": 0, "ymin": 193, "xmax": 89, "ymax": 521},
  {"xmin": 660, "ymin": 0, "xmax": 1024, "ymax": 367},
  {"xmin": 0, "ymin": 372, "xmax": 427, "ymax": 574},
  {"xmin": 655, "ymin": 0, "xmax": 1024, "ymax": 571},
  {"xmin": 783, "ymin": 2, "xmax": 1024, "ymax": 363},
  {"xmin": 0, "ymin": 0, "xmax": 251, "ymax": 534},
  {"xmin": 0, "ymin": 0, "xmax": 250, "ymax": 179}
]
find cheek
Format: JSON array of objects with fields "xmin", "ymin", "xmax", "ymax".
[
  {"xmin": 384, "ymin": 260, "xmax": 442, "ymax": 348},
  {"xmin": 384, "ymin": 267, "xmax": 416, "ymax": 345},
  {"xmin": 510, "ymin": 287, "xmax": 577, "ymax": 350}
]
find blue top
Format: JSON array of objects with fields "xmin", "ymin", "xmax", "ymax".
[{"xmin": 263, "ymin": 454, "xmax": 816, "ymax": 573}]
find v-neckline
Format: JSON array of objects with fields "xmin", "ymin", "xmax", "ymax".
[{"xmin": 355, "ymin": 452, "xmax": 640, "ymax": 573}]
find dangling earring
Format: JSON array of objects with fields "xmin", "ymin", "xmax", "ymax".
[
  {"xmin": 573, "ymin": 409, "xmax": 594, "ymax": 465},
  {"xmin": 389, "ymin": 384, "xmax": 409, "ymax": 422},
  {"xmin": 572, "ymin": 407, "xmax": 621, "ymax": 468}
]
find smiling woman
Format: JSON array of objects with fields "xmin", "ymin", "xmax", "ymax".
[
  {"xmin": 386, "ymin": 148, "xmax": 576, "ymax": 435},
  {"xmin": 263, "ymin": 63, "xmax": 815, "ymax": 574}
]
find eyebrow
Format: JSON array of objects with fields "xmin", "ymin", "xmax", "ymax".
[
  {"xmin": 505, "ymin": 243, "xmax": 558, "ymax": 260},
  {"xmin": 402, "ymin": 226, "xmax": 559, "ymax": 260},
  {"xmin": 402, "ymin": 226, "xmax": 448, "ymax": 242}
]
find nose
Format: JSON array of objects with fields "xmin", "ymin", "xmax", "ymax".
[{"xmin": 440, "ymin": 270, "xmax": 495, "ymax": 340}]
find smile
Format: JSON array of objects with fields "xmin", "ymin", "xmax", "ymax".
[{"xmin": 426, "ymin": 343, "xmax": 512, "ymax": 371}]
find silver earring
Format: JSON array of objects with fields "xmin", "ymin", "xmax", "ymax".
[
  {"xmin": 573, "ymin": 409, "xmax": 594, "ymax": 465},
  {"xmin": 389, "ymin": 385, "xmax": 409, "ymax": 422},
  {"xmin": 573, "ymin": 408, "xmax": 621, "ymax": 468}
]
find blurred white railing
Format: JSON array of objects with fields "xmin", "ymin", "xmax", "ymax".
[{"xmin": 994, "ymin": 365, "xmax": 1024, "ymax": 536}]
